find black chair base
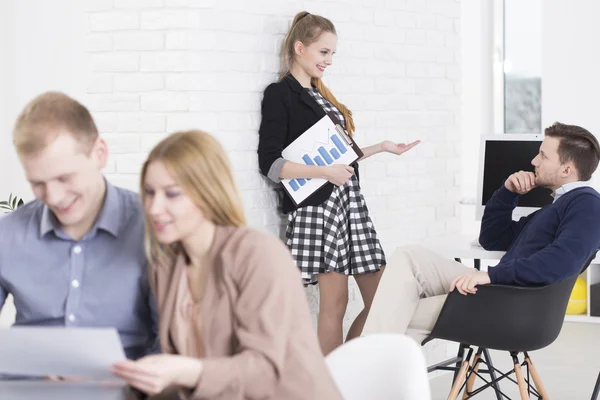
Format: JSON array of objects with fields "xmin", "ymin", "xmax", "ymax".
[
  {"xmin": 430, "ymin": 345, "xmax": 549, "ymax": 399},
  {"xmin": 429, "ymin": 344, "xmax": 502, "ymax": 400}
]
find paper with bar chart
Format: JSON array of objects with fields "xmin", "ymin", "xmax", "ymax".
[{"xmin": 281, "ymin": 114, "xmax": 362, "ymax": 206}]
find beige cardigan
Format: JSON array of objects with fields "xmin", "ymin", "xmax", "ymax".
[{"xmin": 150, "ymin": 225, "xmax": 342, "ymax": 400}]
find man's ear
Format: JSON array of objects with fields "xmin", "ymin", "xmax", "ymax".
[
  {"xmin": 561, "ymin": 162, "xmax": 575, "ymax": 178},
  {"xmin": 92, "ymin": 137, "xmax": 108, "ymax": 169}
]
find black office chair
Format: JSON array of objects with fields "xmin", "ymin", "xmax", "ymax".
[{"xmin": 424, "ymin": 251, "xmax": 598, "ymax": 400}]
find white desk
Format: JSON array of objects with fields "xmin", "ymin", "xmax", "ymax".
[
  {"xmin": 420, "ymin": 234, "xmax": 600, "ymax": 266},
  {"xmin": 420, "ymin": 234, "xmax": 505, "ymax": 263},
  {"xmin": 420, "ymin": 234, "xmax": 600, "ymax": 324},
  {"xmin": 0, "ymin": 381, "xmax": 130, "ymax": 400}
]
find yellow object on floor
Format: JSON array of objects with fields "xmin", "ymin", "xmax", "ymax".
[{"xmin": 567, "ymin": 277, "xmax": 587, "ymax": 315}]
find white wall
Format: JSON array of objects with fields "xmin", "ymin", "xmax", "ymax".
[
  {"xmin": 542, "ymin": 0, "xmax": 600, "ymax": 187},
  {"xmin": 0, "ymin": 0, "xmax": 89, "ymax": 328},
  {"xmin": 459, "ymin": 0, "xmax": 494, "ymax": 234},
  {"xmin": 0, "ymin": 0, "xmax": 89, "ymax": 202},
  {"xmin": 1, "ymin": 0, "xmax": 462, "ymax": 364},
  {"xmin": 84, "ymin": 0, "xmax": 462, "ymax": 347}
]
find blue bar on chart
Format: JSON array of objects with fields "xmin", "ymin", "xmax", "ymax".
[
  {"xmin": 331, "ymin": 135, "xmax": 347, "ymax": 155},
  {"xmin": 289, "ymin": 178, "xmax": 308, "ymax": 192},
  {"xmin": 330, "ymin": 148, "xmax": 340, "ymax": 159},
  {"xmin": 318, "ymin": 147, "xmax": 333, "ymax": 164},
  {"xmin": 313, "ymin": 155, "xmax": 325, "ymax": 166},
  {"xmin": 302, "ymin": 155, "xmax": 315, "ymax": 166}
]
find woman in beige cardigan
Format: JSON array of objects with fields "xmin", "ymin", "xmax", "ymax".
[{"xmin": 110, "ymin": 130, "xmax": 341, "ymax": 400}]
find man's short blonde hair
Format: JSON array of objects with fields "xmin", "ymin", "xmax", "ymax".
[{"xmin": 13, "ymin": 92, "xmax": 98, "ymax": 155}]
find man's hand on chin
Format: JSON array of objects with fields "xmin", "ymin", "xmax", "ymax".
[{"xmin": 450, "ymin": 271, "xmax": 491, "ymax": 295}]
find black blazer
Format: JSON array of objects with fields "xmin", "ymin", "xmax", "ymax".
[{"xmin": 258, "ymin": 74, "xmax": 359, "ymax": 214}]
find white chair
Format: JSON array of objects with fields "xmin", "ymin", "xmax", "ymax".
[{"xmin": 325, "ymin": 333, "xmax": 431, "ymax": 400}]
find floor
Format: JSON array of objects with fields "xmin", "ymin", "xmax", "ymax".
[{"xmin": 429, "ymin": 322, "xmax": 600, "ymax": 399}]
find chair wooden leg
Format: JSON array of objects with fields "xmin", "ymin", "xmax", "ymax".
[
  {"xmin": 448, "ymin": 360, "xmax": 470, "ymax": 400},
  {"xmin": 514, "ymin": 362, "xmax": 531, "ymax": 400},
  {"xmin": 462, "ymin": 351, "xmax": 482, "ymax": 400},
  {"xmin": 453, "ymin": 344, "xmax": 467, "ymax": 383},
  {"xmin": 524, "ymin": 354, "xmax": 550, "ymax": 399}
]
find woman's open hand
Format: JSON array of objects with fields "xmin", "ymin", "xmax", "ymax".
[{"xmin": 381, "ymin": 140, "xmax": 420, "ymax": 155}]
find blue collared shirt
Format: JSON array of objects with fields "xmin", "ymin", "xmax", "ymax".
[
  {"xmin": 0, "ymin": 180, "xmax": 158, "ymax": 360},
  {"xmin": 553, "ymin": 181, "xmax": 593, "ymax": 203}
]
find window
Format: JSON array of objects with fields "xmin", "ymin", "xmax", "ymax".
[{"xmin": 494, "ymin": 0, "xmax": 542, "ymax": 133}]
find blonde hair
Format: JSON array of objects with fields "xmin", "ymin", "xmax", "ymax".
[
  {"xmin": 280, "ymin": 11, "xmax": 355, "ymax": 136},
  {"xmin": 13, "ymin": 91, "xmax": 98, "ymax": 155},
  {"xmin": 140, "ymin": 130, "xmax": 246, "ymax": 266}
]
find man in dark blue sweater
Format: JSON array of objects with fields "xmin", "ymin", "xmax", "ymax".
[
  {"xmin": 364, "ymin": 122, "xmax": 600, "ymax": 342},
  {"xmin": 452, "ymin": 122, "xmax": 600, "ymax": 293}
]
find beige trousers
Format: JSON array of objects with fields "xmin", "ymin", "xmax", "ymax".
[{"xmin": 363, "ymin": 245, "xmax": 473, "ymax": 344}]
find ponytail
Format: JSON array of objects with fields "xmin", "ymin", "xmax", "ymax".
[{"xmin": 280, "ymin": 11, "xmax": 312, "ymax": 80}]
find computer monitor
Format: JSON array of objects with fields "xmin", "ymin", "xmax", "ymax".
[{"xmin": 476, "ymin": 134, "xmax": 554, "ymax": 220}]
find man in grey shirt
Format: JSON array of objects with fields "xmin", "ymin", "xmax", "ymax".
[{"xmin": 0, "ymin": 92, "xmax": 158, "ymax": 364}]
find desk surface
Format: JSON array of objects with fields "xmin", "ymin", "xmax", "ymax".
[
  {"xmin": 420, "ymin": 234, "xmax": 505, "ymax": 261},
  {"xmin": 420, "ymin": 234, "xmax": 600, "ymax": 265},
  {"xmin": 0, "ymin": 381, "xmax": 130, "ymax": 400}
]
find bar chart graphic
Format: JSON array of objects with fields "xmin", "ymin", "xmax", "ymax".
[
  {"xmin": 281, "ymin": 115, "xmax": 360, "ymax": 205},
  {"xmin": 287, "ymin": 130, "xmax": 348, "ymax": 192}
]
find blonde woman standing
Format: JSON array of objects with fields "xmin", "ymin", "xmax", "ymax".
[
  {"xmin": 111, "ymin": 130, "xmax": 341, "ymax": 400},
  {"xmin": 258, "ymin": 11, "xmax": 420, "ymax": 354}
]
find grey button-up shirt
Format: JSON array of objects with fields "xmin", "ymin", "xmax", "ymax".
[{"xmin": 0, "ymin": 180, "xmax": 158, "ymax": 360}]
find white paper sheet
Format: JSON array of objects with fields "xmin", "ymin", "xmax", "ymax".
[{"xmin": 0, "ymin": 327, "xmax": 126, "ymax": 379}]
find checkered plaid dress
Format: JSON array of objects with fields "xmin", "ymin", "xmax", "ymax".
[{"xmin": 285, "ymin": 88, "xmax": 386, "ymax": 285}]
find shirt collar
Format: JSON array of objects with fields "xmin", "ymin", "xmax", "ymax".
[
  {"xmin": 553, "ymin": 181, "xmax": 592, "ymax": 203},
  {"xmin": 40, "ymin": 179, "xmax": 122, "ymax": 239}
]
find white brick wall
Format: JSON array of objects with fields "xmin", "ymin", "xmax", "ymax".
[{"xmin": 81, "ymin": 0, "xmax": 461, "ymax": 364}]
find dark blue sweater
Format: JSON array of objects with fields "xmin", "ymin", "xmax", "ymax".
[{"xmin": 479, "ymin": 185, "xmax": 600, "ymax": 285}]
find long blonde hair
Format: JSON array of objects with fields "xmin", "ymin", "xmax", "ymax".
[
  {"xmin": 280, "ymin": 11, "xmax": 355, "ymax": 136},
  {"xmin": 140, "ymin": 130, "xmax": 246, "ymax": 267}
]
